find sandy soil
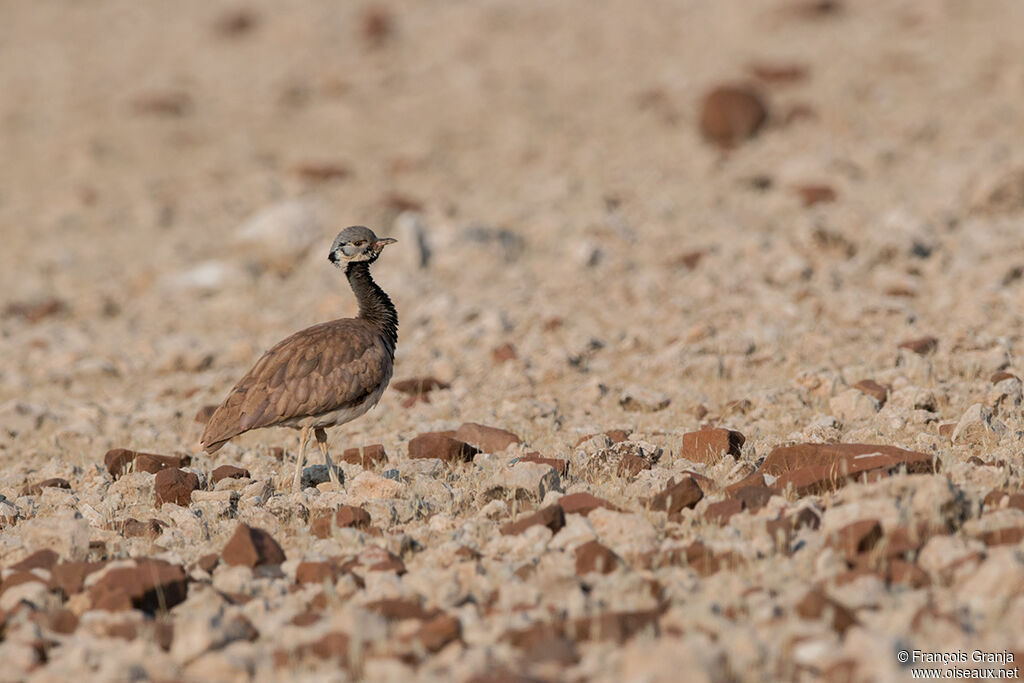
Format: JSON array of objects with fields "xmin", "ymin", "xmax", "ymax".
[{"xmin": 3, "ymin": 1, "xmax": 1024, "ymax": 680}]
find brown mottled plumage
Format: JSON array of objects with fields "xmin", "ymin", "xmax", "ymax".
[{"xmin": 201, "ymin": 226, "xmax": 397, "ymax": 490}]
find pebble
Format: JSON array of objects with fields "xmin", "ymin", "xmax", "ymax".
[
  {"xmin": 699, "ymin": 85, "xmax": 768, "ymax": 147},
  {"xmin": 221, "ymin": 524, "xmax": 286, "ymax": 568},
  {"xmin": 454, "ymin": 422, "xmax": 521, "ymax": 453},
  {"xmin": 487, "ymin": 461, "xmax": 562, "ymax": 501},
  {"xmin": 408, "ymin": 432, "xmax": 480, "ymax": 463},
  {"xmin": 154, "ymin": 468, "xmax": 200, "ymax": 507},
  {"xmin": 680, "ymin": 428, "xmax": 745, "ymax": 464}
]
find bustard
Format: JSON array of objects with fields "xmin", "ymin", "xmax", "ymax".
[{"xmin": 201, "ymin": 226, "xmax": 398, "ymax": 491}]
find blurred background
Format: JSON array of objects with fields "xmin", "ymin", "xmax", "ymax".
[{"xmin": 2, "ymin": 0, "xmax": 1024, "ymax": 449}]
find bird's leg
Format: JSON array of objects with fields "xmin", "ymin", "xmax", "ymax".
[
  {"xmin": 315, "ymin": 427, "xmax": 340, "ymax": 484},
  {"xmin": 292, "ymin": 425, "xmax": 311, "ymax": 491}
]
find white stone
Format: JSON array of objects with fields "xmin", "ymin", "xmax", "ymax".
[
  {"xmin": 952, "ymin": 402, "xmax": 1005, "ymax": 444},
  {"xmin": 171, "ymin": 605, "xmax": 257, "ymax": 663},
  {"xmin": 486, "ymin": 461, "xmax": 561, "ymax": 501},
  {"xmin": 191, "ymin": 490, "xmax": 239, "ymax": 520},
  {"xmin": 587, "ymin": 508, "xmax": 658, "ymax": 557},
  {"xmin": 829, "ymin": 388, "xmax": 879, "ymax": 422},
  {"xmin": 0, "ymin": 576, "xmax": 50, "ymax": 611},
  {"xmin": 349, "ymin": 471, "xmax": 404, "ymax": 501},
  {"xmin": 918, "ymin": 535, "xmax": 985, "ymax": 575},
  {"xmin": 161, "ymin": 260, "xmax": 244, "ymax": 294},
  {"xmin": 107, "ymin": 471, "xmax": 156, "ymax": 507},
  {"xmin": 956, "ymin": 548, "xmax": 1024, "ymax": 612},
  {"xmin": 233, "ymin": 199, "xmax": 322, "ymax": 276}
]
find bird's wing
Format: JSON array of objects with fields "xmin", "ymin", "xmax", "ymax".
[{"xmin": 200, "ymin": 320, "xmax": 391, "ymax": 452}]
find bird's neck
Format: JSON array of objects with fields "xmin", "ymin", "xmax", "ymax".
[{"xmin": 346, "ymin": 261, "xmax": 398, "ymax": 353}]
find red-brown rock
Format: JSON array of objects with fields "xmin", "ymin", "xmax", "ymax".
[
  {"xmin": 978, "ymin": 525, "xmax": 1024, "ymax": 547},
  {"xmin": 222, "ymin": 524, "xmax": 286, "ymax": 568},
  {"xmin": 990, "ymin": 371, "xmax": 1019, "ymax": 384},
  {"xmin": 392, "ymin": 377, "xmax": 450, "ymax": 395},
  {"xmin": 679, "ymin": 470, "xmax": 717, "ymax": 493},
  {"xmin": 408, "ymin": 432, "xmax": 480, "ymax": 463},
  {"xmin": 724, "ymin": 472, "xmax": 767, "ymax": 496},
  {"xmin": 0, "ymin": 571, "xmax": 47, "ymax": 596},
  {"xmin": 276, "ymin": 631, "xmax": 350, "ymax": 668},
  {"xmin": 30, "ymin": 608, "xmax": 79, "ymax": 635},
  {"xmin": 650, "ymin": 476, "xmax": 704, "ymax": 515},
  {"xmin": 663, "ymin": 541, "xmax": 745, "ymax": 576},
  {"xmin": 105, "ymin": 448, "xmax": 191, "ymax": 479},
  {"xmin": 365, "ymin": 598, "xmax": 439, "ymax": 621},
  {"xmin": 793, "ymin": 184, "xmax": 837, "ymax": 206},
  {"xmin": 853, "ymin": 380, "xmax": 889, "ymax": 405},
  {"xmin": 501, "ymin": 505, "xmax": 565, "ymax": 536},
  {"xmin": 336, "ymin": 504, "xmax": 372, "ymax": 528},
  {"xmin": 51, "ymin": 561, "xmax": 106, "ymax": 596},
  {"xmin": 557, "ymin": 492, "xmax": 620, "ymax": 517},
  {"xmin": 733, "ymin": 485, "xmax": 774, "ymax": 512},
  {"xmin": 19, "ymin": 478, "xmax": 71, "ymax": 496},
  {"xmin": 829, "ymin": 520, "xmax": 883, "ymax": 562},
  {"xmin": 761, "ymin": 444, "xmax": 938, "ymax": 496},
  {"xmin": 296, "ymin": 561, "xmax": 345, "ymax": 585},
  {"xmin": 502, "ymin": 622, "xmax": 581, "ymax": 664},
  {"xmin": 88, "ymin": 559, "xmax": 188, "ymax": 614},
  {"xmin": 699, "ymin": 85, "xmax": 768, "ymax": 148},
  {"xmin": 765, "ymin": 507, "xmax": 822, "ymax": 544},
  {"xmin": 135, "ymin": 453, "xmax": 190, "ymax": 475},
  {"xmin": 131, "ymin": 90, "xmax": 192, "ymax": 117},
  {"xmin": 310, "ymin": 630, "xmax": 352, "ymax": 664},
  {"xmin": 154, "ymin": 468, "xmax": 200, "ymax": 506},
  {"xmin": 617, "ymin": 453, "xmax": 652, "ymax": 477},
  {"xmin": 704, "ymin": 498, "xmax": 744, "ymax": 525},
  {"xmin": 359, "ymin": 4, "xmax": 394, "ymax": 45},
  {"xmin": 575, "ymin": 540, "xmax": 620, "ymax": 575},
  {"xmin": 310, "ymin": 504, "xmax": 373, "ymax": 539},
  {"xmin": 888, "ymin": 560, "xmax": 931, "ymax": 588},
  {"xmin": 898, "ymin": 336, "xmax": 939, "ymax": 355},
  {"xmin": 760, "ymin": 443, "xmax": 935, "ymax": 476},
  {"xmin": 291, "ymin": 611, "xmax": 321, "ymax": 627},
  {"xmin": 3, "ymin": 297, "xmax": 67, "ymax": 323},
  {"xmin": 748, "ymin": 62, "xmax": 809, "ymax": 85},
  {"xmin": 340, "ymin": 444, "xmax": 387, "ymax": 467},
  {"xmin": 211, "ymin": 465, "xmax": 250, "ymax": 483},
  {"xmin": 491, "ymin": 343, "xmax": 518, "ymax": 364},
  {"xmin": 9, "ymin": 549, "xmax": 60, "ymax": 572},
  {"xmin": 197, "ymin": 553, "xmax": 219, "ymax": 573},
  {"xmin": 870, "ymin": 523, "xmax": 941, "ymax": 562},
  {"xmin": 413, "ymin": 614, "xmax": 462, "ymax": 652},
  {"xmin": 984, "ymin": 490, "xmax": 1024, "ymax": 513},
  {"xmin": 795, "ymin": 588, "xmax": 857, "ymax": 634},
  {"xmin": 290, "ymin": 161, "xmax": 351, "ymax": 182},
  {"xmin": 571, "ymin": 609, "xmax": 662, "ymax": 643},
  {"xmin": 681, "ymin": 427, "xmax": 745, "ymax": 464},
  {"xmin": 454, "ymin": 422, "xmax": 521, "ymax": 453},
  {"xmin": 519, "ymin": 453, "xmax": 568, "ymax": 476}
]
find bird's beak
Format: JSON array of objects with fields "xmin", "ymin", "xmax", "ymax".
[{"xmin": 375, "ymin": 238, "xmax": 397, "ymax": 248}]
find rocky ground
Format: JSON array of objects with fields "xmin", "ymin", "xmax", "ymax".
[{"xmin": 3, "ymin": 0, "xmax": 1024, "ymax": 681}]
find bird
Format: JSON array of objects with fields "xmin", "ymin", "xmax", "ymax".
[{"xmin": 200, "ymin": 226, "xmax": 398, "ymax": 491}]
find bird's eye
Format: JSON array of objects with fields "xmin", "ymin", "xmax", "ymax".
[{"xmin": 354, "ymin": 240, "xmax": 367, "ymax": 247}]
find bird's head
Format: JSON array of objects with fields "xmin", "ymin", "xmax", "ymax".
[{"xmin": 328, "ymin": 226, "xmax": 396, "ymax": 266}]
